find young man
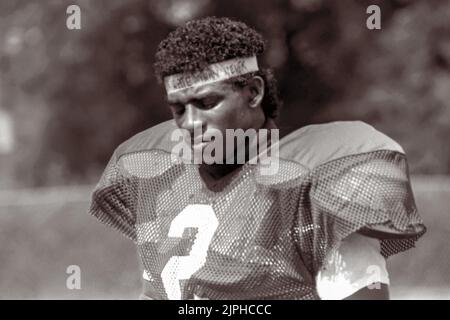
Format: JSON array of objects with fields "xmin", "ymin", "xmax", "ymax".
[{"xmin": 89, "ymin": 17, "xmax": 426, "ymax": 300}]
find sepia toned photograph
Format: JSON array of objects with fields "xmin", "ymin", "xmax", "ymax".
[{"xmin": 0, "ymin": 0, "xmax": 449, "ymax": 300}]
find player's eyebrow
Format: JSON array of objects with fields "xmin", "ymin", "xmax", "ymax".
[
  {"xmin": 194, "ymin": 92, "xmax": 223, "ymax": 102},
  {"xmin": 167, "ymin": 90, "xmax": 223, "ymax": 105}
]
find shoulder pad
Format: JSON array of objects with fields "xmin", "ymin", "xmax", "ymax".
[
  {"xmin": 278, "ymin": 121, "xmax": 404, "ymax": 169},
  {"xmin": 115, "ymin": 120, "xmax": 178, "ymax": 157},
  {"xmin": 113, "ymin": 120, "xmax": 184, "ymax": 178}
]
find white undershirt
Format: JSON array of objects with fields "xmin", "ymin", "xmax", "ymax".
[{"xmin": 316, "ymin": 232, "xmax": 390, "ymax": 300}]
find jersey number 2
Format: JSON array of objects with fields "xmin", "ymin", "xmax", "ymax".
[{"xmin": 160, "ymin": 204, "xmax": 218, "ymax": 299}]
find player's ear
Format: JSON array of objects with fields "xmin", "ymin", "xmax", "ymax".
[{"xmin": 247, "ymin": 76, "xmax": 265, "ymax": 109}]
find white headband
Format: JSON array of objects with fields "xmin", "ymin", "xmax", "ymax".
[{"xmin": 164, "ymin": 56, "xmax": 259, "ymax": 94}]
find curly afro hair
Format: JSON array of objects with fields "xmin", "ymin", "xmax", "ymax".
[{"xmin": 154, "ymin": 16, "xmax": 282, "ymax": 119}]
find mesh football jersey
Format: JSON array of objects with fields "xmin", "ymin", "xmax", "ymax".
[{"xmin": 89, "ymin": 120, "xmax": 426, "ymax": 300}]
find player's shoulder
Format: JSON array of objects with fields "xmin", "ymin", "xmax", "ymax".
[
  {"xmin": 278, "ymin": 121, "xmax": 404, "ymax": 169},
  {"xmin": 114, "ymin": 119, "xmax": 178, "ymax": 159},
  {"xmin": 110, "ymin": 120, "xmax": 182, "ymax": 178}
]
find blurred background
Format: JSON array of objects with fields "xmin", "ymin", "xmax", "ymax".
[{"xmin": 0, "ymin": 0, "xmax": 449, "ymax": 299}]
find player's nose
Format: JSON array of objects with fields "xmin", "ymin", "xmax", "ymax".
[{"xmin": 180, "ymin": 104, "xmax": 205, "ymax": 141}]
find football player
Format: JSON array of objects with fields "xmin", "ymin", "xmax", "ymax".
[{"xmin": 89, "ymin": 17, "xmax": 426, "ymax": 300}]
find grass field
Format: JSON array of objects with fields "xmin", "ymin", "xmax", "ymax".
[{"xmin": 0, "ymin": 176, "xmax": 449, "ymax": 299}]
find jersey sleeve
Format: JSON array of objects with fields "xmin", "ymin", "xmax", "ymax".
[
  {"xmin": 88, "ymin": 150, "xmax": 137, "ymax": 242},
  {"xmin": 306, "ymin": 149, "xmax": 426, "ymax": 275}
]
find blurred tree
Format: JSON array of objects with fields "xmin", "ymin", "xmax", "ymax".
[
  {"xmin": 0, "ymin": 0, "xmax": 448, "ymax": 187},
  {"xmin": 316, "ymin": 0, "xmax": 450, "ymax": 173}
]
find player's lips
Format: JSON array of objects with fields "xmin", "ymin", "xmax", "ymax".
[
  {"xmin": 190, "ymin": 134, "xmax": 214, "ymax": 148},
  {"xmin": 190, "ymin": 137, "xmax": 208, "ymax": 151}
]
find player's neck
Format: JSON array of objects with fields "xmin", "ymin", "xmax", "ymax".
[{"xmin": 199, "ymin": 118, "xmax": 278, "ymax": 187}]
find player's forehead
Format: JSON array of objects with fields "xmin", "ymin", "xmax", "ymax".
[{"xmin": 166, "ymin": 80, "xmax": 233, "ymax": 104}]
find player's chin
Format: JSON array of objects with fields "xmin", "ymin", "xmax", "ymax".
[{"xmin": 191, "ymin": 142, "xmax": 208, "ymax": 164}]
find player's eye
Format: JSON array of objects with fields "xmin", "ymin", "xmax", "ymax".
[
  {"xmin": 199, "ymin": 96, "xmax": 221, "ymax": 109},
  {"xmin": 169, "ymin": 103, "xmax": 185, "ymax": 115}
]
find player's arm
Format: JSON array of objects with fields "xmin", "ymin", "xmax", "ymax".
[
  {"xmin": 344, "ymin": 283, "xmax": 389, "ymax": 300},
  {"xmin": 315, "ymin": 233, "xmax": 390, "ymax": 300}
]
